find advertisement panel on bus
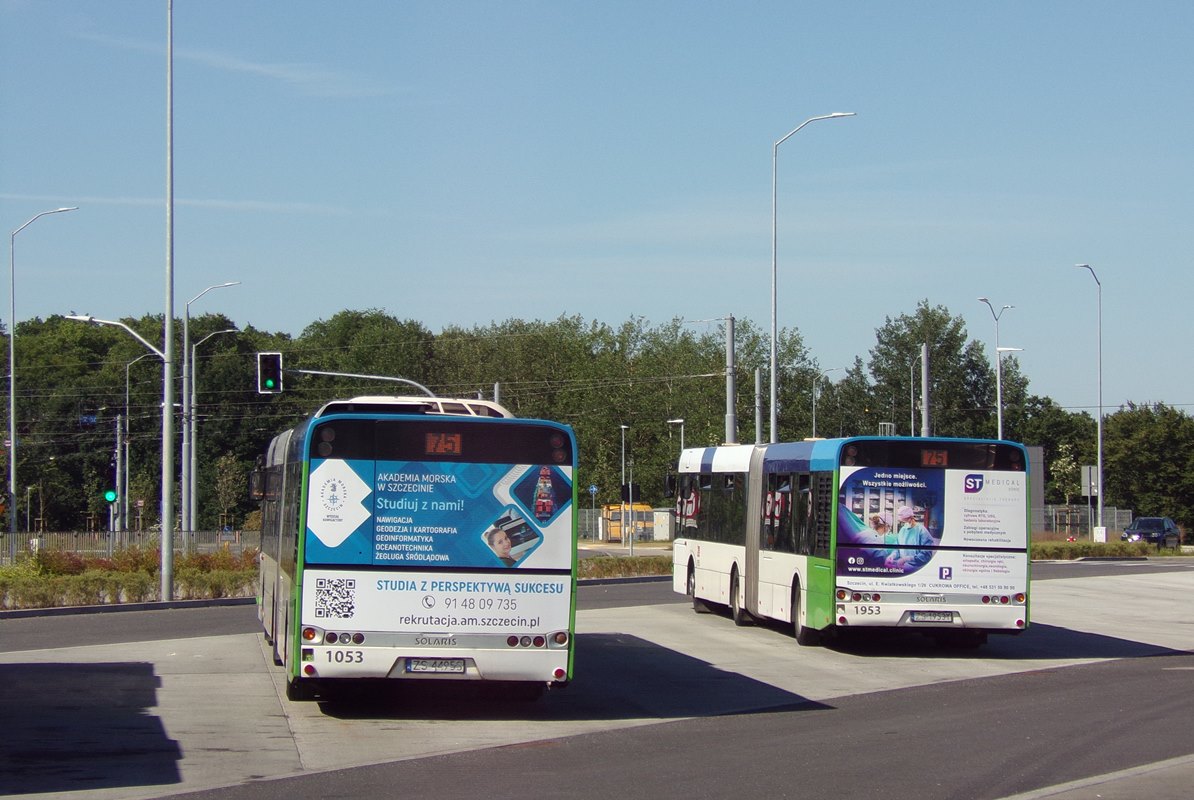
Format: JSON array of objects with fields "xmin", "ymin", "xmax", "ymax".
[
  {"xmin": 300, "ymin": 569, "xmax": 573, "ymax": 636},
  {"xmin": 835, "ymin": 464, "xmax": 1028, "ymax": 594},
  {"xmin": 303, "ymin": 459, "xmax": 574, "ymax": 570}
]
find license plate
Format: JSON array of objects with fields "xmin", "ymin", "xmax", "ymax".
[
  {"xmin": 406, "ymin": 658, "xmax": 465, "ymax": 674},
  {"xmin": 910, "ymin": 610, "xmax": 954, "ymax": 623}
]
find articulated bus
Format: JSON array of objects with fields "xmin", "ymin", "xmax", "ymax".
[
  {"xmin": 672, "ymin": 437, "xmax": 1029, "ymax": 647},
  {"xmin": 255, "ymin": 396, "xmax": 577, "ymax": 700}
]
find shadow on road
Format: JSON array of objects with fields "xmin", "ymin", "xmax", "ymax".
[
  {"xmin": 319, "ymin": 631, "xmax": 828, "ymax": 721},
  {"xmin": 709, "ymin": 604, "xmax": 1189, "ymax": 662},
  {"xmin": 0, "ymin": 662, "xmax": 182, "ymax": 796}
]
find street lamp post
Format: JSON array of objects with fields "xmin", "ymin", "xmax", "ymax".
[
  {"xmin": 66, "ymin": 316, "xmax": 170, "ymax": 586},
  {"xmin": 619, "ymin": 424, "xmax": 628, "ymax": 546},
  {"xmin": 181, "ymin": 282, "xmax": 239, "ymax": 534},
  {"xmin": 996, "ymin": 346, "xmax": 1024, "ymax": 439},
  {"xmin": 666, "ymin": 418, "xmax": 685, "ymax": 454},
  {"xmin": 1075, "ymin": 264, "xmax": 1103, "ymax": 534},
  {"xmin": 770, "ymin": 112, "xmax": 854, "ymax": 443},
  {"xmin": 124, "ymin": 353, "xmax": 158, "ymax": 541},
  {"xmin": 978, "ymin": 298, "xmax": 1014, "ymax": 439},
  {"xmin": 8, "ymin": 207, "xmax": 78, "ymax": 558},
  {"xmin": 909, "ymin": 358, "xmax": 917, "ymax": 435},
  {"xmin": 811, "ymin": 367, "xmax": 842, "ymax": 438},
  {"xmin": 189, "ymin": 328, "xmax": 236, "ymax": 533}
]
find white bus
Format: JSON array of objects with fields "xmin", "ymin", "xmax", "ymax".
[
  {"xmin": 672, "ymin": 436, "xmax": 1030, "ymax": 647},
  {"xmin": 255, "ymin": 396, "xmax": 577, "ymax": 699}
]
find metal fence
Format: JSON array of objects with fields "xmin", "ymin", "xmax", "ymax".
[{"xmin": 1037, "ymin": 505, "xmax": 1133, "ymax": 541}]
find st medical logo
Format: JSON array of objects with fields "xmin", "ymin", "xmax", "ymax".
[{"xmin": 964, "ymin": 474, "xmax": 984, "ymax": 494}]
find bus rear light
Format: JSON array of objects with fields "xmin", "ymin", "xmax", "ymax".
[
  {"xmin": 302, "ymin": 627, "xmax": 318, "ymax": 641},
  {"xmin": 838, "ymin": 616, "xmax": 848, "ymax": 625},
  {"xmin": 325, "ymin": 632, "xmax": 339, "ymax": 643},
  {"xmin": 999, "ymin": 596, "xmax": 1010, "ymax": 605},
  {"xmin": 552, "ymin": 631, "xmax": 569, "ymax": 646},
  {"xmin": 533, "ymin": 636, "xmax": 546, "ymax": 648},
  {"xmin": 303, "ymin": 664, "xmax": 317, "ymax": 676},
  {"xmin": 352, "ymin": 633, "xmax": 365, "ymax": 644},
  {"xmin": 1016, "ymin": 619, "xmax": 1026, "ymax": 628},
  {"xmin": 1014, "ymin": 593, "xmax": 1026, "ymax": 604},
  {"xmin": 507, "ymin": 636, "xmax": 520, "ymax": 647},
  {"xmin": 852, "ymin": 592, "xmax": 862, "ymax": 602},
  {"xmin": 553, "ymin": 668, "xmax": 567, "ymax": 680},
  {"xmin": 982, "ymin": 596, "xmax": 991, "ymax": 604},
  {"xmin": 519, "ymin": 636, "xmax": 532, "ymax": 647},
  {"xmin": 836, "ymin": 589, "xmax": 849, "ymax": 601}
]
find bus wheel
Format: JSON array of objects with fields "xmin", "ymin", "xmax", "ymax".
[
  {"xmin": 730, "ymin": 570, "xmax": 751, "ymax": 626},
  {"xmin": 791, "ymin": 584, "xmax": 821, "ymax": 646},
  {"xmin": 688, "ymin": 563, "xmax": 710, "ymax": 614}
]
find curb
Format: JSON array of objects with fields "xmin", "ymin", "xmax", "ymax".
[{"xmin": 0, "ymin": 595, "xmax": 255, "ymax": 620}]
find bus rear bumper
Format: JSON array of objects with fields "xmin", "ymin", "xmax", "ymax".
[
  {"xmin": 298, "ymin": 645, "xmax": 572, "ymax": 683},
  {"xmin": 834, "ymin": 600, "xmax": 1028, "ymax": 632}
]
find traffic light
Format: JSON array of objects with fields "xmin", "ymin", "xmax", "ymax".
[
  {"xmin": 257, "ymin": 352, "xmax": 283, "ymax": 394},
  {"xmin": 103, "ymin": 489, "xmax": 118, "ymax": 504}
]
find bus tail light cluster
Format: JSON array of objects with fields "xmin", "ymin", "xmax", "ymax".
[
  {"xmin": 303, "ymin": 627, "xmax": 366, "ymax": 645},
  {"xmin": 981, "ymin": 593, "xmax": 1026, "ymax": 605},
  {"xmin": 836, "ymin": 589, "xmax": 881, "ymax": 602},
  {"xmin": 505, "ymin": 631, "xmax": 569, "ymax": 648}
]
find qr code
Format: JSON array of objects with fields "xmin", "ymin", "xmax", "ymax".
[{"xmin": 314, "ymin": 577, "xmax": 356, "ymax": 619}]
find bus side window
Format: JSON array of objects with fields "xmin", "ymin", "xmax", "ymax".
[
  {"xmin": 725, "ymin": 474, "xmax": 744, "ymax": 546},
  {"xmin": 762, "ymin": 475, "xmax": 778, "ymax": 550},
  {"xmin": 775, "ymin": 476, "xmax": 794, "ymax": 553},
  {"xmin": 762, "ymin": 474, "xmax": 793, "ymax": 553},
  {"xmin": 793, "ymin": 475, "xmax": 813, "ymax": 556}
]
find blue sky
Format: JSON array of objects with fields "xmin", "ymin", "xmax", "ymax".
[{"xmin": 2, "ymin": 2, "xmax": 1191, "ymax": 415}]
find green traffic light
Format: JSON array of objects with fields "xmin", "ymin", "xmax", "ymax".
[
  {"xmin": 103, "ymin": 489, "xmax": 118, "ymax": 503},
  {"xmin": 264, "ymin": 378, "xmax": 276, "ymax": 389}
]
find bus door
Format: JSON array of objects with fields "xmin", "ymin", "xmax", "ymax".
[{"xmin": 743, "ymin": 446, "xmax": 767, "ymax": 616}]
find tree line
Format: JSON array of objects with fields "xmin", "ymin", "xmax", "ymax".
[{"xmin": 2, "ymin": 300, "xmax": 1191, "ymax": 533}]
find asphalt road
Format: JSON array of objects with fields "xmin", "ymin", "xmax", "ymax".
[{"xmin": 2, "ymin": 559, "xmax": 1192, "ymax": 800}]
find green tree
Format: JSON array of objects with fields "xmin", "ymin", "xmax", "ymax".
[
  {"xmin": 295, "ymin": 309, "xmax": 435, "ymax": 398},
  {"xmin": 1016, "ymin": 396, "xmax": 1095, "ymax": 504},
  {"xmin": 868, "ymin": 300, "xmax": 990, "ymax": 437},
  {"xmin": 1104, "ymin": 403, "xmax": 1194, "ymax": 531},
  {"xmin": 214, "ymin": 452, "xmax": 247, "ymax": 529}
]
